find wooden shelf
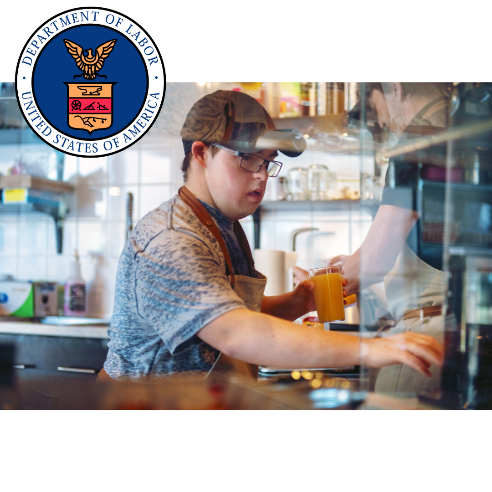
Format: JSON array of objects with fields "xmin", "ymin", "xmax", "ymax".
[{"xmin": 0, "ymin": 174, "xmax": 74, "ymax": 194}]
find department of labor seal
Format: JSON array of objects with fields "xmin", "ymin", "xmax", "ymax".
[{"xmin": 15, "ymin": 7, "xmax": 165, "ymax": 157}]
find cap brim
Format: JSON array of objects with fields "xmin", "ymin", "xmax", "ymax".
[{"xmin": 224, "ymin": 130, "xmax": 306, "ymax": 158}]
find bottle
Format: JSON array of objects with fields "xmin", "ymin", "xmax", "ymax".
[
  {"xmin": 300, "ymin": 83, "xmax": 312, "ymax": 116},
  {"xmin": 64, "ymin": 249, "xmax": 86, "ymax": 317}
]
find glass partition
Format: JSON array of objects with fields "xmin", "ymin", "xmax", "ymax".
[
  {"xmin": 4, "ymin": 80, "xmax": 492, "ymax": 408},
  {"xmin": 358, "ymin": 82, "xmax": 492, "ymax": 409}
]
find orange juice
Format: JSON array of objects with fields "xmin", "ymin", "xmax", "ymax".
[
  {"xmin": 344, "ymin": 294, "xmax": 357, "ymax": 306},
  {"xmin": 311, "ymin": 272, "xmax": 345, "ymax": 322}
]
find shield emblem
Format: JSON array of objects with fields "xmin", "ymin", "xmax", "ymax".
[{"xmin": 65, "ymin": 82, "xmax": 116, "ymax": 134}]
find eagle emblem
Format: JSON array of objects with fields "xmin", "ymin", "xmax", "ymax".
[{"xmin": 63, "ymin": 39, "xmax": 117, "ymax": 80}]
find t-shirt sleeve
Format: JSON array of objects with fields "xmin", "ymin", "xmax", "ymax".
[
  {"xmin": 380, "ymin": 157, "xmax": 417, "ymax": 210},
  {"xmin": 134, "ymin": 228, "xmax": 246, "ymax": 354},
  {"xmin": 381, "ymin": 132, "xmax": 447, "ymax": 211}
]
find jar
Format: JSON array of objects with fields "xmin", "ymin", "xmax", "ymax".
[
  {"xmin": 288, "ymin": 167, "xmax": 308, "ymax": 200},
  {"xmin": 307, "ymin": 164, "xmax": 329, "ymax": 200},
  {"xmin": 327, "ymin": 171, "xmax": 338, "ymax": 196},
  {"xmin": 265, "ymin": 176, "xmax": 287, "ymax": 201}
]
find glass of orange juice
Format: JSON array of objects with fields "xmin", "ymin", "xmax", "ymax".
[{"xmin": 308, "ymin": 266, "xmax": 345, "ymax": 323}]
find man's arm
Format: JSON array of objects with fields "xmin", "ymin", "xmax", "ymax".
[
  {"xmin": 198, "ymin": 308, "xmax": 443, "ymax": 376},
  {"xmin": 294, "ymin": 205, "xmax": 420, "ymax": 296},
  {"xmin": 340, "ymin": 204, "xmax": 419, "ymax": 295}
]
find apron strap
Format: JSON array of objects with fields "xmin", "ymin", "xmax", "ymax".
[
  {"xmin": 420, "ymin": 98, "xmax": 449, "ymax": 122},
  {"xmin": 179, "ymin": 186, "xmax": 236, "ymax": 289},
  {"xmin": 233, "ymin": 220, "xmax": 256, "ymax": 271},
  {"xmin": 405, "ymin": 97, "xmax": 449, "ymax": 136}
]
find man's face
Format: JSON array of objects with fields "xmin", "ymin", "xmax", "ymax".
[
  {"xmin": 204, "ymin": 147, "xmax": 278, "ymax": 221},
  {"xmin": 369, "ymin": 87, "xmax": 408, "ymax": 138},
  {"xmin": 369, "ymin": 89, "xmax": 392, "ymax": 133}
]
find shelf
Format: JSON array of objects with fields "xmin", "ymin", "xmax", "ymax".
[
  {"xmin": 0, "ymin": 203, "xmax": 58, "ymax": 214},
  {"xmin": 273, "ymin": 114, "xmax": 344, "ymax": 126},
  {"xmin": 258, "ymin": 199, "xmax": 380, "ymax": 216},
  {"xmin": 0, "ymin": 128, "xmax": 45, "ymax": 146},
  {"xmin": 421, "ymin": 179, "xmax": 492, "ymax": 193},
  {"xmin": 259, "ymin": 199, "xmax": 361, "ymax": 212},
  {"xmin": 0, "ymin": 175, "xmax": 74, "ymax": 194},
  {"xmin": 448, "ymin": 246, "xmax": 492, "ymax": 257}
]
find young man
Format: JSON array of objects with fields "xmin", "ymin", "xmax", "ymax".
[{"xmin": 100, "ymin": 90, "xmax": 443, "ymax": 381}]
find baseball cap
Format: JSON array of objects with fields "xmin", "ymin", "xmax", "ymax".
[{"xmin": 180, "ymin": 90, "xmax": 306, "ymax": 158}]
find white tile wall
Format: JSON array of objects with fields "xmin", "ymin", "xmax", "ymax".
[
  {"xmin": 0, "ymin": 83, "xmax": 375, "ymax": 318},
  {"xmin": 257, "ymin": 206, "xmax": 372, "ymax": 269},
  {"xmin": 139, "ymin": 184, "xmax": 172, "ymax": 220},
  {"xmin": 0, "ymin": 256, "xmax": 17, "ymax": 278},
  {"xmin": 18, "ymin": 215, "xmax": 48, "ymax": 256},
  {"xmin": 107, "ymin": 185, "xmax": 139, "ymax": 222},
  {"xmin": 108, "ymin": 149, "xmax": 139, "ymax": 185},
  {"xmin": 0, "ymin": 217, "xmax": 17, "ymax": 254},
  {"xmin": 140, "ymin": 150, "xmax": 171, "ymax": 184},
  {"xmin": 18, "ymin": 256, "xmax": 47, "ymax": 282}
]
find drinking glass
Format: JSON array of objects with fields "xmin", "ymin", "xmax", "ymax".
[{"xmin": 308, "ymin": 266, "xmax": 345, "ymax": 323}]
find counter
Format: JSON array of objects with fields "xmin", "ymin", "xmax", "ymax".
[
  {"xmin": 0, "ymin": 320, "xmax": 369, "ymax": 341},
  {"xmin": 0, "ymin": 320, "xmax": 109, "ymax": 339}
]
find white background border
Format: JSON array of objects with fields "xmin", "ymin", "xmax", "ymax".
[{"xmin": 1, "ymin": 0, "xmax": 489, "ymax": 489}]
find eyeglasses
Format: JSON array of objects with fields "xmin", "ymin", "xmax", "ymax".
[{"xmin": 212, "ymin": 143, "xmax": 283, "ymax": 177}]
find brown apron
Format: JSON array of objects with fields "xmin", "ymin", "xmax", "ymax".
[{"xmin": 98, "ymin": 186, "xmax": 267, "ymax": 382}]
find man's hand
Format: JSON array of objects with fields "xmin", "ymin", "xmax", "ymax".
[
  {"xmin": 293, "ymin": 266, "xmax": 309, "ymax": 287},
  {"xmin": 362, "ymin": 332, "xmax": 444, "ymax": 377},
  {"xmin": 291, "ymin": 279, "xmax": 316, "ymax": 314},
  {"xmin": 292, "ymin": 267, "xmax": 348, "ymax": 309},
  {"xmin": 328, "ymin": 255, "xmax": 350, "ymax": 266},
  {"xmin": 293, "ymin": 259, "xmax": 350, "ymax": 288}
]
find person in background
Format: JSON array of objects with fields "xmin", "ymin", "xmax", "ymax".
[
  {"xmin": 294, "ymin": 83, "xmax": 451, "ymax": 397},
  {"xmin": 100, "ymin": 90, "xmax": 443, "ymax": 383}
]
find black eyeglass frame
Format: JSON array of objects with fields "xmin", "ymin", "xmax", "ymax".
[{"xmin": 211, "ymin": 143, "xmax": 283, "ymax": 177}]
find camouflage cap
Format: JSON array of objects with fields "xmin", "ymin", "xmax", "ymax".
[{"xmin": 180, "ymin": 90, "xmax": 306, "ymax": 158}]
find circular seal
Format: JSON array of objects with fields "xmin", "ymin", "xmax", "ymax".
[{"xmin": 15, "ymin": 7, "xmax": 165, "ymax": 157}]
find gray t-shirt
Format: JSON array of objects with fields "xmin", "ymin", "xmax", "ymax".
[{"xmin": 104, "ymin": 194, "xmax": 251, "ymax": 380}]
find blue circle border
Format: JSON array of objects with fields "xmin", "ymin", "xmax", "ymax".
[{"xmin": 15, "ymin": 6, "xmax": 166, "ymax": 158}]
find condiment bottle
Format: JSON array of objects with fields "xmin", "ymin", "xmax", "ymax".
[{"xmin": 64, "ymin": 249, "xmax": 86, "ymax": 317}]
